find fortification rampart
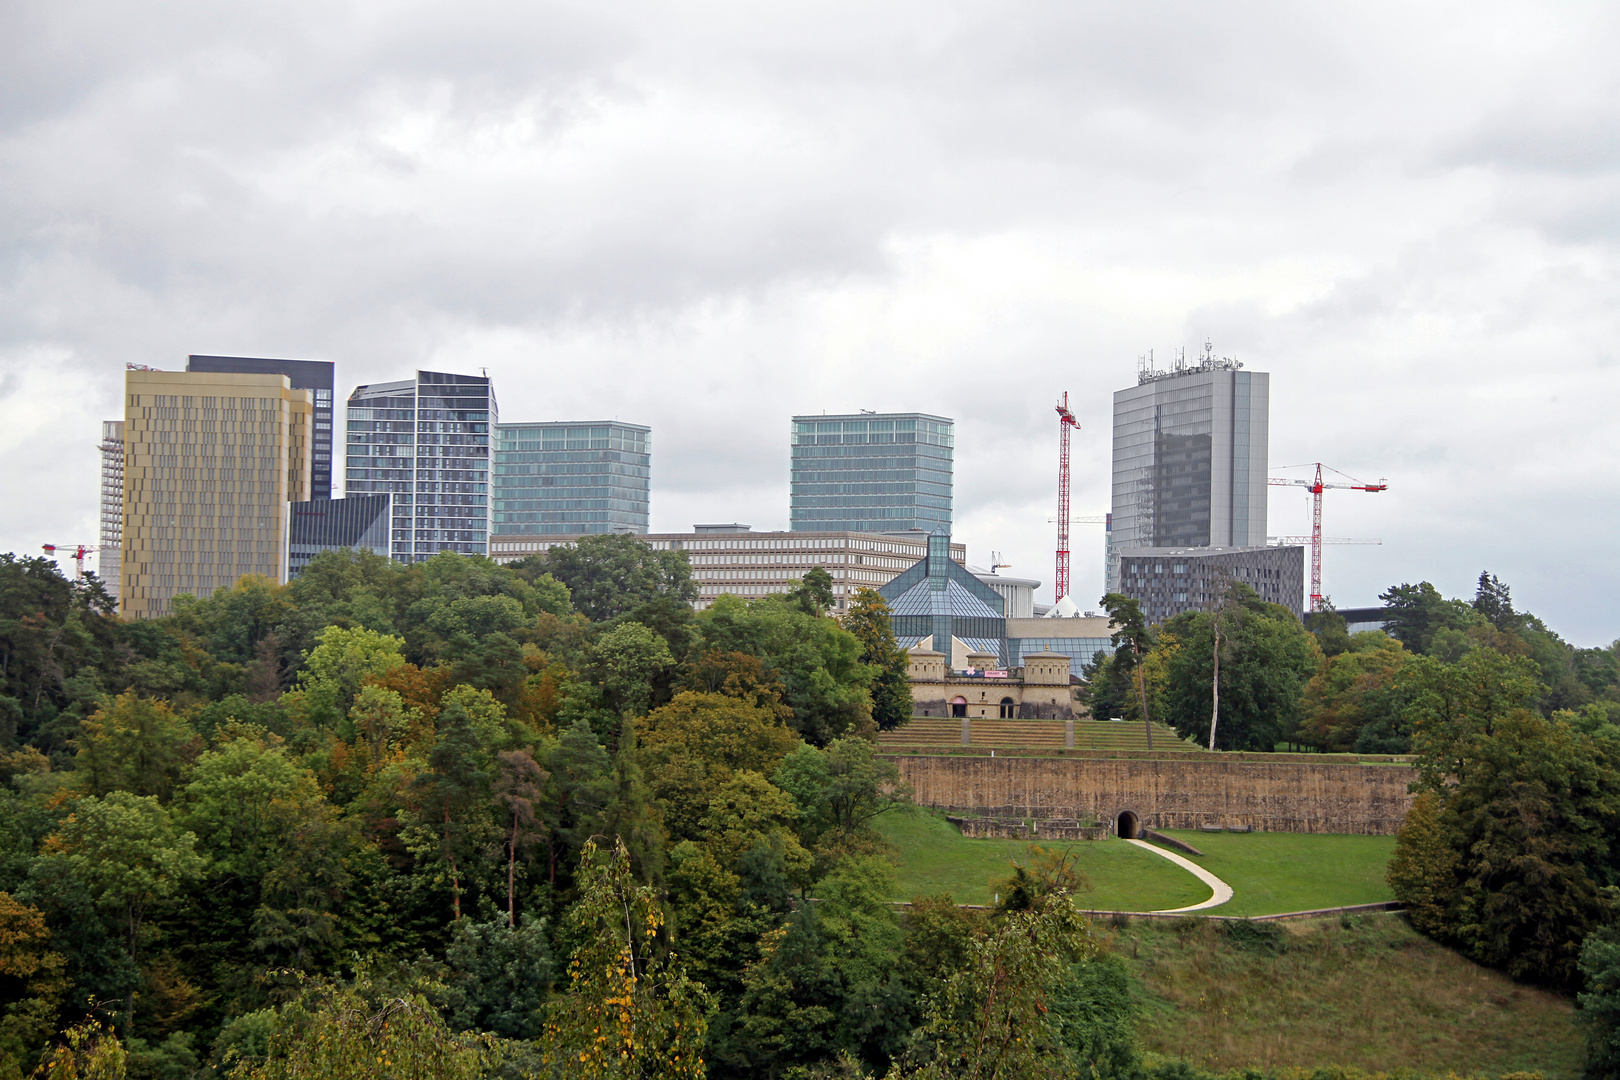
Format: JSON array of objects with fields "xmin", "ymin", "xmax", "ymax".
[{"xmin": 889, "ymin": 753, "xmax": 1416, "ymax": 835}]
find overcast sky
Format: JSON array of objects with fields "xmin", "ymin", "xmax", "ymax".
[{"xmin": 4, "ymin": 2, "xmax": 1618, "ymax": 644}]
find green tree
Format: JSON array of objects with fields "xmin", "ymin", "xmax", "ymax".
[
  {"xmin": 696, "ymin": 595, "xmax": 877, "ymax": 745},
  {"xmin": 1379, "ymin": 581, "xmax": 1478, "ymax": 656},
  {"xmin": 1302, "ymin": 606, "xmax": 1352, "ymax": 658},
  {"xmin": 720, "ymin": 856, "xmax": 910, "ymax": 1077},
  {"xmin": 179, "ymin": 731, "xmax": 352, "ymax": 972},
  {"xmin": 405, "ymin": 701, "xmax": 495, "ymax": 921},
  {"xmin": 1297, "ymin": 633, "xmax": 1411, "ymax": 751},
  {"xmin": 39, "ymin": 792, "xmax": 206, "ymax": 1030},
  {"xmin": 492, "ymin": 749, "xmax": 547, "ymax": 926},
  {"xmin": 639, "ymin": 691, "xmax": 799, "ymax": 843},
  {"xmin": 772, "ymin": 738, "xmax": 908, "ymax": 854},
  {"xmin": 787, "ymin": 567, "xmax": 836, "ymax": 617},
  {"xmin": 1579, "ymin": 924, "xmax": 1620, "ymax": 1080},
  {"xmin": 666, "ymin": 772, "xmax": 808, "ymax": 996},
  {"xmin": 73, "ymin": 695, "xmax": 199, "ymax": 802},
  {"xmin": 543, "ymin": 838, "xmax": 709, "ymax": 1080},
  {"xmin": 539, "ymin": 721, "xmax": 612, "ymax": 885},
  {"xmin": 524, "ymin": 534, "xmax": 698, "ymax": 622},
  {"xmin": 842, "ymin": 588, "xmax": 913, "ymax": 730},
  {"xmin": 895, "ymin": 898, "xmax": 1097, "ymax": 1079},
  {"xmin": 228, "ymin": 969, "xmax": 498, "ymax": 1080},
  {"xmin": 1158, "ymin": 589, "xmax": 1321, "ymax": 752},
  {"xmin": 597, "ymin": 716, "xmax": 667, "ymax": 883},
  {"xmin": 1100, "ymin": 594, "xmax": 1155, "ymax": 751},
  {"xmin": 291, "ymin": 625, "xmax": 406, "ymax": 729},
  {"xmin": 1391, "ymin": 697, "xmax": 1620, "ymax": 987},
  {"xmin": 1404, "ymin": 649, "xmax": 1544, "ymax": 792},
  {"xmin": 443, "ymin": 913, "xmax": 552, "ymax": 1040},
  {"xmin": 590, "ymin": 621, "xmax": 676, "ymax": 718},
  {"xmin": 1472, "ymin": 570, "xmax": 1520, "ymax": 632}
]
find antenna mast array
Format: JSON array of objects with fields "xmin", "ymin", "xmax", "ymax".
[{"xmin": 1053, "ymin": 392, "xmax": 1080, "ymax": 602}]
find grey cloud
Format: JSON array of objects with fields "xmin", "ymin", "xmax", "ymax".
[{"xmin": 6, "ymin": 1, "xmax": 1620, "ymax": 643}]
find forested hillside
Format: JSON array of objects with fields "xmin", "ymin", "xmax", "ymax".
[{"xmin": 1, "ymin": 542, "xmax": 1615, "ymax": 1078}]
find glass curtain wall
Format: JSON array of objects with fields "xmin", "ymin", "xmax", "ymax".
[
  {"xmin": 789, "ymin": 412, "xmax": 953, "ymax": 533},
  {"xmin": 493, "ymin": 422, "xmax": 651, "ymax": 535},
  {"xmin": 346, "ymin": 371, "xmax": 494, "ymax": 562}
]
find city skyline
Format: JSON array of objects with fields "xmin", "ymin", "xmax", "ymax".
[{"xmin": 5, "ymin": 5, "xmax": 1619, "ymax": 643}]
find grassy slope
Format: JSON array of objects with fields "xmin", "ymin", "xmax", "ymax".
[
  {"xmin": 1147, "ymin": 829, "xmax": 1398, "ymax": 917},
  {"xmin": 877, "ymin": 809, "xmax": 1208, "ymax": 911},
  {"xmin": 1105, "ymin": 915, "xmax": 1584, "ymax": 1079},
  {"xmin": 884, "ymin": 812, "xmax": 1398, "ymax": 916}
]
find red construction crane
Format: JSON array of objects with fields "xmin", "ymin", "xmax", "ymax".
[
  {"xmin": 1268, "ymin": 464, "xmax": 1387, "ymax": 613},
  {"xmin": 1054, "ymin": 392, "xmax": 1081, "ymax": 602},
  {"xmin": 42, "ymin": 544, "xmax": 99, "ymax": 580}
]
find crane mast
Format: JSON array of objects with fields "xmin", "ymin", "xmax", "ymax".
[
  {"xmin": 1268, "ymin": 463, "xmax": 1387, "ymax": 612},
  {"xmin": 1053, "ymin": 393, "xmax": 1080, "ymax": 602}
]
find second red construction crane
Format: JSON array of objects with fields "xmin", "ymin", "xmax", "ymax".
[
  {"xmin": 42, "ymin": 544, "xmax": 99, "ymax": 581},
  {"xmin": 1268, "ymin": 464, "xmax": 1387, "ymax": 613},
  {"xmin": 1054, "ymin": 392, "xmax": 1081, "ymax": 603}
]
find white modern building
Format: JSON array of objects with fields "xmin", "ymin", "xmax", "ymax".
[{"xmin": 490, "ymin": 524, "xmax": 966, "ymax": 611}]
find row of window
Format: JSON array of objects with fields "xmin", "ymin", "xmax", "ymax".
[{"xmin": 792, "ymin": 495, "xmax": 953, "ymax": 510}]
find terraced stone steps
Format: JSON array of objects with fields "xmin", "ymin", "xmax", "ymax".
[{"xmin": 878, "ymin": 717, "xmax": 1200, "ymax": 752}]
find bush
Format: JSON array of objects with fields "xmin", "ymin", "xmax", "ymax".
[{"xmin": 1218, "ymin": 920, "xmax": 1285, "ymax": 954}]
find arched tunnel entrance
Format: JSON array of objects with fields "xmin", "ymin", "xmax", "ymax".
[{"xmin": 1117, "ymin": 811, "xmax": 1141, "ymax": 839}]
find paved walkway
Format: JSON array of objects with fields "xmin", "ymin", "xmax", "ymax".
[{"xmin": 1124, "ymin": 838, "xmax": 1234, "ymax": 913}]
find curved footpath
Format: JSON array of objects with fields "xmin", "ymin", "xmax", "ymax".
[{"xmin": 1123, "ymin": 838, "xmax": 1234, "ymax": 913}]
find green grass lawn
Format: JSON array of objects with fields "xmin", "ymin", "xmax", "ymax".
[
  {"xmin": 1109, "ymin": 915, "xmax": 1582, "ymax": 1078},
  {"xmin": 1145, "ymin": 829, "xmax": 1397, "ymax": 916},
  {"xmin": 877, "ymin": 809, "xmax": 1208, "ymax": 911},
  {"xmin": 881, "ymin": 812, "xmax": 1399, "ymax": 916}
]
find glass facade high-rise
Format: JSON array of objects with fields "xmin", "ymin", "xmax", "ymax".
[
  {"xmin": 188, "ymin": 356, "xmax": 335, "ymax": 499},
  {"xmin": 493, "ymin": 421, "xmax": 650, "ymax": 536},
  {"xmin": 1107, "ymin": 346, "xmax": 1269, "ymax": 592},
  {"xmin": 789, "ymin": 412, "xmax": 953, "ymax": 533},
  {"xmin": 345, "ymin": 371, "xmax": 496, "ymax": 563}
]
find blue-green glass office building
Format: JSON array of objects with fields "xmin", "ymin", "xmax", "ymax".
[
  {"xmin": 790, "ymin": 412, "xmax": 952, "ymax": 533},
  {"xmin": 493, "ymin": 421, "xmax": 651, "ymax": 535}
]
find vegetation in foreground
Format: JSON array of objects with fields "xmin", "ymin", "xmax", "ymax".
[
  {"xmin": 1108, "ymin": 914, "xmax": 1583, "ymax": 1080},
  {"xmin": 2, "ymin": 539, "xmax": 1618, "ymax": 1077}
]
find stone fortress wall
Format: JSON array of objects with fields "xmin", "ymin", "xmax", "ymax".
[{"xmin": 889, "ymin": 753, "xmax": 1416, "ymax": 835}]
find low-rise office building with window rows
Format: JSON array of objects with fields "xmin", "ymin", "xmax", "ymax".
[
  {"xmin": 1117, "ymin": 544, "xmax": 1304, "ymax": 623},
  {"xmin": 489, "ymin": 524, "xmax": 966, "ymax": 611}
]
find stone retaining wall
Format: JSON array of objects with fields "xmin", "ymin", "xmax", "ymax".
[
  {"xmin": 947, "ymin": 816, "xmax": 1110, "ymax": 841},
  {"xmin": 894, "ymin": 753, "xmax": 1415, "ymax": 835}
]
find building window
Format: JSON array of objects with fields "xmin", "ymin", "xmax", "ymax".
[{"xmin": 998, "ymin": 697, "xmax": 1016, "ymax": 719}]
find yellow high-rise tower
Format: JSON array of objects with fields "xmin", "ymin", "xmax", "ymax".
[{"xmin": 121, "ymin": 369, "xmax": 312, "ymax": 618}]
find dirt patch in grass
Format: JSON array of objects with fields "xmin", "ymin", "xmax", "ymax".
[{"xmin": 1104, "ymin": 914, "xmax": 1584, "ymax": 1078}]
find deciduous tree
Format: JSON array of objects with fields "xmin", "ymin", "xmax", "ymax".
[{"xmin": 543, "ymin": 838, "xmax": 709, "ymax": 1079}]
